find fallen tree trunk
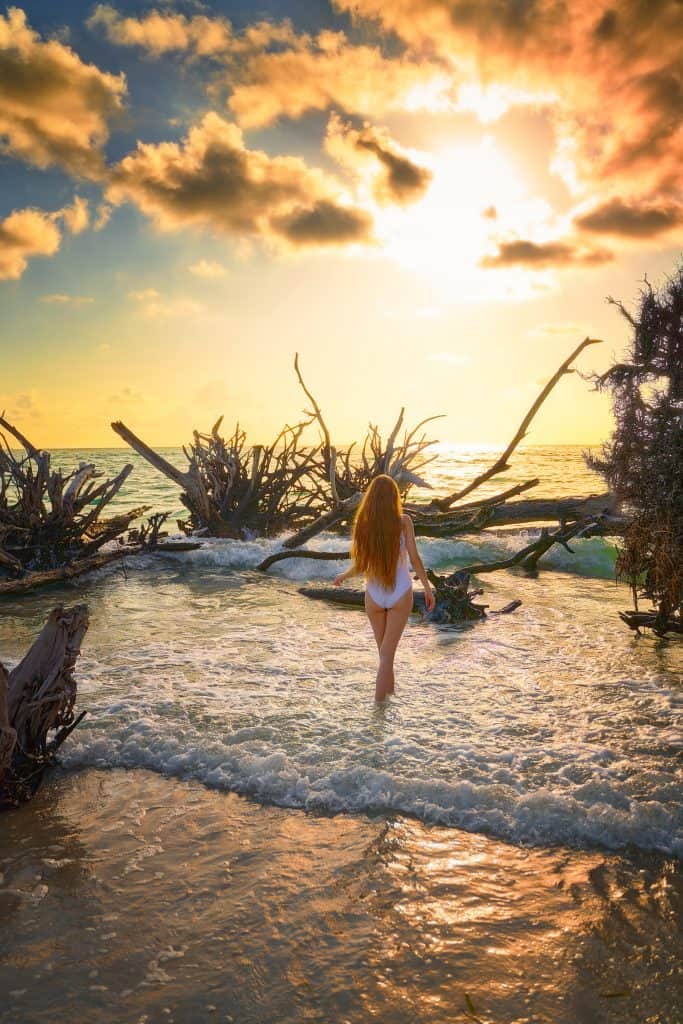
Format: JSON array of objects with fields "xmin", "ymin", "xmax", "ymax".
[
  {"xmin": 298, "ymin": 585, "xmax": 521, "ymax": 620},
  {"xmin": 411, "ymin": 493, "xmax": 616, "ymax": 534},
  {"xmin": 1, "ymin": 604, "xmax": 89, "ymax": 807},
  {"xmin": 0, "ymin": 547, "xmax": 138, "ymax": 596}
]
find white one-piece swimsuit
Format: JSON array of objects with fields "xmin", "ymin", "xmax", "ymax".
[{"xmin": 365, "ymin": 528, "xmax": 413, "ymax": 609}]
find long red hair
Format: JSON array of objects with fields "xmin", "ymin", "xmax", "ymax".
[{"xmin": 351, "ymin": 474, "xmax": 403, "ymax": 588}]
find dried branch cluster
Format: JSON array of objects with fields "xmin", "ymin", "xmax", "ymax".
[
  {"xmin": 113, "ymin": 353, "xmax": 444, "ymax": 540},
  {"xmin": 1, "ymin": 605, "xmax": 88, "ymax": 806},
  {"xmin": 0, "ymin": 415, "xmax": 145, "ymax": 592}
]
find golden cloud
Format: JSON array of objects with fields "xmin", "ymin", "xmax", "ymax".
[
  {"xmin": 574, "ymin": 196, "xmax": 683, "ymax": 238},
  {"xmin": 60, "ymin": 196, "xmax": 89, "ymax": 235},
  {"xmin": 481, "ymin": 238, "xmax": 613, "ymax": 269},
  {"xmin": 0, "ymin": 206, "xmax": 62, "ymax": 280},
  {"xmin": 88, "ymin": 4, "xmax": 297, "ymax": 59},
  {"xmin": 226, "ymin": 30, "xmax": 454, "ymax": 128},
  {"xmin": 0, "ymin": 7, "xmax": 126, "ymax": 177},
  {"xmin": 325, "ymin": 114, "xmax": 432, "ymax": 205},
  {"xmin": 335, "ymin": 0, "xmax": 683, "ymax": 197},
  {"xmin": 106, "ymin": 112, "xmax": 373, "ymax": 249}
]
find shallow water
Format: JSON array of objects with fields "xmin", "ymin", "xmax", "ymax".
[
  {"xmin": 1, "ymin": 770, "xmax": 681, "ymax": 1024},
  {"xmin": 1, "ymin": 446, "xmax": 681, "ymax": 856}
]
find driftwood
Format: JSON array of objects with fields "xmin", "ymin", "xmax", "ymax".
[
  {"xmin": 112, "ymin": 416, "xmax": 323, "ymax": 538},
  {"xmin": 0, "ymin": 416, "xmax": 144, "ymax": 590},
  {"xmin": 1, "ymin": 604, "xmax": 88, "ymax": 807},
  {"xmin": 298, "ymin": 584, "xmax": 521, "ymax": 621}
]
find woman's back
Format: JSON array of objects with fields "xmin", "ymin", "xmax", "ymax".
[{"xmin": 365, "ymin": 520, "xmax": 412, "ymax": 608}]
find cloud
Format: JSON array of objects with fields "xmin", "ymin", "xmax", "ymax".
[
  {"xmin": 481, "ymin": 238, "xmax": 613, "ymax": 269},
  {"xmin": 94, "ymin": 203, "xmax": 113, "ymax": 231},
  {"xmin": 88, "ymin": 4, "xmax": 236, "ymax": 57},
  {"xmin": 41, "ymin": 293, "xmax": 94, "ymax": 305},
  {"xmin": 106, "ymin": 112, "xmax": 373, "ymax": 250},
  {"xmin": 60, "ymin": 195, "xmax": 89, "ymax": 234},
  {"xmin": 0, "ymin": 7, "xmax": 126, "ymax": 178},
  {"xmin": 188, "ymin": 258, "xmax": 227, "ymax": 278},
  {"xmin": 89, "ymin": 7, "xmax": 453, "ymax": 127},
  {"xmin": 574, "ymin": 196, "xmax": 683, "ymax": 238},
  {"xmin": 324, "ymin": 114, "xmax": 432, "ymax": 205},
  {"xmin": 128, "ymin": 287, "xmax": 204, "ymax": 317},
  {"xmin": 0, "ymin": 206, "xmax": 61, "ymax": 280},
  {"xmin": 270, "ymin": 200, "xmax": 372, "ymax": 246},
  {"xmin": 0, "ymin": 191, "xmax": 94, "ymax": 280},
  {"xmin": 334, "ymin": 0, "xmax": 683, "ymax": 197},
  {"xmin": 225, "ymin": 29, "xmax": 454, "ymax": 129}
]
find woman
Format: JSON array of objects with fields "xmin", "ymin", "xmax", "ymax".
[{"xmin": 333, "ymin": 474, "xmax": 435, "ymax": 701}]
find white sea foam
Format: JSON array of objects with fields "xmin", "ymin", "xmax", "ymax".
[{"xmin": 154, "ymin": 529, "xmax": 618, "ymax": 581}]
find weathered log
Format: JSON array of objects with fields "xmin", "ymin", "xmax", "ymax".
[
  {"xmin": 412, "ymin": 493, "xmax": 615, "ymax": 535},
  {"xmin": 1, "ymin": 604, "xmax": 88, "ymax": 807},
  {"xmin": 0, "ymin": 547, "xmax": 137, "ymax": 595},
  {"xmin": 293, "ymin": 353, "xmax": 441, "ymax": 509},
  {"xmin": 430, "ymin": 337, "xmax": 603, "ymax": 511},
  {"xmin": 298, "ymin": 585, "xmax": 521, "ymax": 621},
  {"xmin": 299, "ymin": 585, "xmax": 427, "ymax": 612}
]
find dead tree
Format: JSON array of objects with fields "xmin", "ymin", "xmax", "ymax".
[
  {"xmin": 1, "ymin": 604, "xmax": 88, "ymax": 807},
  {"xmin": 112, "ymin": 416, "xmax": 323, "ymax": 538},
  {"xmin": 0, "ymin": 416, "xmax": 145, "ymax": 592}
]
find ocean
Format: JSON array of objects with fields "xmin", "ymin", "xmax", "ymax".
[
  {"xmin": 1, "ymin": 443, "xmax": 682, "ymax": 1024},
  {"xmin": 1, "ymin": 444, "xmax": 680, "ymax": 856}
]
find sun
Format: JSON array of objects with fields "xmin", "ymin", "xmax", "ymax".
[{"xmin": 373, "ymin": 135, "xmax": 555, "ymax": 302}]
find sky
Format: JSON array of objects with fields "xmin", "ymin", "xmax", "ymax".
[{"xmin": 0, "ymin": 0, "xmax": 681, "ymax": 448}]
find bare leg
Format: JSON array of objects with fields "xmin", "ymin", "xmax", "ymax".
[
  {"xmin": 375, "ymin": 588, "xmax": 413, "ymax": 701},
  {"xmin": 364, "ymin": 590, "xmax": 388, "ymax": 652}
]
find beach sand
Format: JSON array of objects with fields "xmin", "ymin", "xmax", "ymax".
[{"xmin": 1, "ymin": 768, "xmax": 681, "ymax": 1024}]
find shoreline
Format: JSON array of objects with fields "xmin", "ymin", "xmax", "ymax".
[{"xmin": 2, "ymin": 766, "xmax": 681, "ymax": 1024}]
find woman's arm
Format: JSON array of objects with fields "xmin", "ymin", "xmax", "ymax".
[
  {"xmin": 402, "ymin": 514, "xmax": 435, "ymax": 609},
  {"xmin": 333, "ymin": 561, "xmax": 360, "ymax": 586}
]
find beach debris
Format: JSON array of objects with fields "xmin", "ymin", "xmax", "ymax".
[
  {"xmin": 111, "ymin": 415, "xmax": 324, "ymax": 539},
  {"xmin": 586, "ymin": 265, "xmax": 683, "ymax": 638},
  {"xmin": 0, "ymin": 416, "xmax": 147, "ymax": 594},
  {"xmin": 0, "ymin": 604, "xmax": 88, "ymax": 807}
]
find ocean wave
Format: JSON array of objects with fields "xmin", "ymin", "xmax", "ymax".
[
  {"xmin": 61, "ymin": 713, "xmax": 681, "ymax": 856},
  {"xmin": 155, "ymin": 529, "xmax": 618, "ymax": 581}
]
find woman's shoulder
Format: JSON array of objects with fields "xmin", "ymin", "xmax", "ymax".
[{"xmin": 400, "ymin": 512, "xmax": 414, "ymax": 532}]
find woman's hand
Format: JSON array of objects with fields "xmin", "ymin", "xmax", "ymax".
[
  {"xmin": 333, "ymin": 572, "xmax": 346, "ymax": 587},
  {"xmin": 424, "ymin": 584, "xmax": 436, "ymax": 612}
]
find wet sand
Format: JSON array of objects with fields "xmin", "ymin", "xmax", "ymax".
[{"xmin": 1, "ymin": 768, "xmax": 681, "ymax": 1024}]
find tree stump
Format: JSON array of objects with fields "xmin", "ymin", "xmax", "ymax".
[{"xmin": 0, "ymin": 604, "xmax": 89, "ymax": 808}]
